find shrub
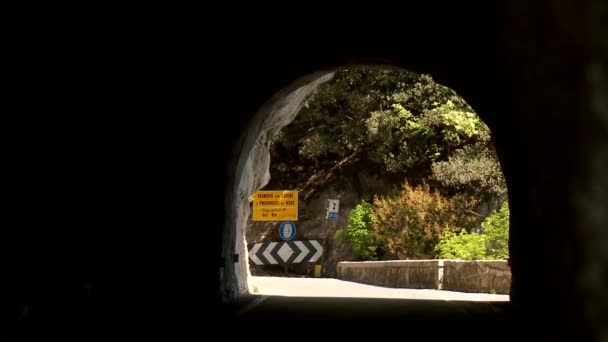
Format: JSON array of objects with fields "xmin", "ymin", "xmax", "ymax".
[
  {"xmin": 435, "ymin": 228, "xmax": 487, "ymax": 259},
  {"xmin": 336, "ymin": 201, "xmax": 378, "ymax": 261},
  {"xmin": 370, "ymin": 182, "xmax": 478, "ymax": 259},
  {"xmin": 482, "ymin": 201, "xmax": 510, "ymax": 259},
  {"xmin": 435, "ymin": 201, "xmax": 510, "ymax": 260}
]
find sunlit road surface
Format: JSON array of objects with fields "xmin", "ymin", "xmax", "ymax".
[
  {"xmin": 250, "ymin": 276, "xmax": 509, "ymax": 301},
  {"xmin": 229, "ymin": 276, "xmax": 514, "ymax": 338}
]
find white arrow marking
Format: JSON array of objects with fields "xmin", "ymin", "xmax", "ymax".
[
  {"xmin": 263, "ymin": 242, "xmax": 278, "ymax": 264},
  {"xmin": 277, "ymin": 243, "xmax": 294, "ymax": 262},
  {"xmin": 309, "ymin": 240, "xmax": 323, "ymax": 262},
  {"xmin": 293, "ymin": 241, "xmax": 309, "ymax": 263},
  {"xmin": 249, "ymin": 243, "xmax": 263, "ymax": 265}
]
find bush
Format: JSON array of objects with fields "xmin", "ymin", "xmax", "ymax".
[
  {"xmin": 370, "ymin": 182, "xmax": 478, "ymax": 259},
  {"xmin": 335, "ymin": 201, "xmax": 378, "ymax": 261},
  {"xmin": 435, "ymin": 201, "xmax": 510, "ymax": 260},
  {"xmin": 482, "ymin": 201, "xmax": 509, "ymax": 259},
  {"xmin": 435, "ymin": 228, "xmax": 487, "ymax": 259}
]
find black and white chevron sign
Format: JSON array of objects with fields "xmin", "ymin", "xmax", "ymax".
[{"xmin": 248, "ymin": 240, "xmax": 323, "ymax": 265}]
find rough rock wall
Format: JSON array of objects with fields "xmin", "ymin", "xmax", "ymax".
[
  {"xmin": 491, "ymin": 1, "xmax": 608, "ymax": 339},
  {"xmin": 220, "ymin": 2, "xmax": 608, "ymax": 339},
  {"xmin": 221, "ymin": 72, "xmax": 334, "ymax": 300},
  {"xmin": 247, "ymin": 185, "xmax": 359, "ymax": 277},
  {"xmin": 246, "ymin": 170, "xmax": 394, "ymax": 277}
]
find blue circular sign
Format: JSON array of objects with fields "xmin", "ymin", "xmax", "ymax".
[{"xmin": 279, "ymin": 221, "xmax": 296, "ymax": 241}]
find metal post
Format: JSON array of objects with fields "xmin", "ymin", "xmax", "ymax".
[{"xmin": 320, "ymin": 216, "xmax": 329, "ymax": 277}]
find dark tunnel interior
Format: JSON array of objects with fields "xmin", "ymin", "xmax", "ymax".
[{"xmin": 9, "ymin": 3, "xmax": 608, "ymax": 341}]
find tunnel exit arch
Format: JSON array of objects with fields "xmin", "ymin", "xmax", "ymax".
[{"xmin": 219, "ymin": 63, "xmax": 511, "ymax": 300}]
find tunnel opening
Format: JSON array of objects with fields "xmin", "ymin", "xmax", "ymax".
[
  {"xmin": 222, "ymin": 65, "xmax": 510, "ymax": 305},
  {"xmin": 18, "ymin": 6, "xmax": 608, "ymax": 341}
]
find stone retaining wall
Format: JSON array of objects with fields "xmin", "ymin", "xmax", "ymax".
[
  {"xmin": 337, "ymin": 260, "xmax": 511, "ymax": 294},
  {"xmin": 337, "ymin": 260, "xmax": 440, "ymax": 289}
]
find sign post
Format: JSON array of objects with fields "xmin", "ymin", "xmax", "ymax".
[
  {"xmin": 319, "ymin": 199, "xmax": 340, "ymax": 277},
  {"xmin": 248, "ymin": 240, "xmax": 323, "ymax": 265},
  {"xmin": 327, "ymin": 199, "xmax": 339, "ymax": 220},
  {"xmin": 252, "ymin": 190, "xmax": 298, "ymax": 221},
  {"xmin": 279, "ymin": 221, "xmax": 296, "ymax": 241},
  {"xmin": 278, "ymin": 221, "xmax": 296, "ymax": 274}
]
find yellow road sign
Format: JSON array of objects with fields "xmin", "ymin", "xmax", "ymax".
[{"xmin": 252, "ymin": 190, "xmax": 298, "ymax": 221}]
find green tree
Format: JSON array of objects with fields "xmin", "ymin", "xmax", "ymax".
[
  {"xmin": 264, "ymin": 67, "xmax": 509, "ymax": 262},
  {"xmin": 272, "ymin": 67, "xmax": 505, "ymax": 202},
  {"xmin": 335, "ymin": 201, "xmax": 378, "ymax": 261},
  {"xmin": 431, "ymin": 143, "xmax": 506, "ymax": 197}
]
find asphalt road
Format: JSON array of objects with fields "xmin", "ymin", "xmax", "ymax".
[
  {"xmin": 249, "ymin": 276, "xmax": 510, "ymax": 301},
  {"xmin": 206, "ymin": 276, "xmax": 533, "ymax": 341},
  {"xmin": 220, "ymin": 277, "xmax": 518, "ymax": 341}
]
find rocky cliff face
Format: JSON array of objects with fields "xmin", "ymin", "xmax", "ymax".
[
  {"xmin": 225, "ymin": 72, "xmax": 335, "ymax": 297},
  {"xmin": 246, "ymin": 155, "xmax": 507, "ymax": 277},
  {"xmin": 246, "ymin": 169, "xmax": 395, "ymax": 277}
]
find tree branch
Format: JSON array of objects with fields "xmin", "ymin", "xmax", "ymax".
[{"xmin": 298, "ymin": 150, "xmax": 364, "ymax": 201}]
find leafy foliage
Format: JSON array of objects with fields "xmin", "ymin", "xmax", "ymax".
[
  {"xmin": 431, "ymin": 100, "xmax": 481, "ymax": 144},
  {"xmin": 369, "ymin": 182, "xmax": 478, "ymax": 259},
  {"xmin": 266, "ymin": 67, "xmax": 509, "ymax": 261},
  {"xmin": 272, "ymin": 67, "xmax": 506, "ymax": 198},
  {"xmin": 435, "ymin": 202, "xmax": 510, "ymax": 260},
  {"xmin": 431, "ymin": 143, "xmax": 507, "ymax": 198},
  {"xmin": 335, "ymin": 201, "xmax": 378, "ymax": 261},
  {"xmin": 434, "ymin": 229, "xmax": 487, "ymax": 260},
  {"xmin": 481, "ymin": 201, "xmax": 510, "ymax": 259}
]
